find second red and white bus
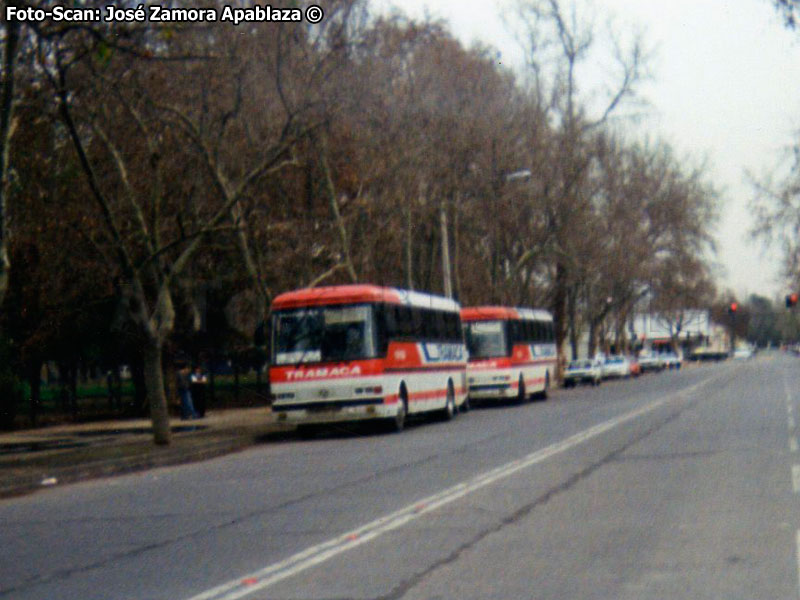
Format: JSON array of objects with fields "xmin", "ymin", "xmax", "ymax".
[
  {"xmin": 461, "ymin": 306, "xmax": 556, "ymax": 403},
  {"xmin": 269, "ymin": 285, "xmax": 468, "ymax": 432}
]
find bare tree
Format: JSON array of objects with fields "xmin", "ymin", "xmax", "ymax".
[
  {"xmin": 511, "ymin": 0, "xmax": 647, "ymax": 372},
  {"xmin": 751, "ymin": 134, "xmax": 800, "ymax": 290}
]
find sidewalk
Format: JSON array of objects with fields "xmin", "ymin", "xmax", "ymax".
[{"xmin": 0, "ymin": 408, "xmax": 292, "ymax": 499}]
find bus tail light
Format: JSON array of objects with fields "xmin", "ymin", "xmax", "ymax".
[{"xmin": 356, "ymin": 386, "xmax": 383, "ymax": 395}]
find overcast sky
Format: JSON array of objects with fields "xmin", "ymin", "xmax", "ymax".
[{"xmin": 372, "ymin": 0, "xmax": 800, "ymax": 301}]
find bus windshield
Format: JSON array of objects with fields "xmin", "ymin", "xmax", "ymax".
[
  {"xmin": 464, "ymin": 320, "xmax": 508, "ymax": 359},
  {"xmin": 272, "ymin": 305, "xmax": 377, "ymax": 364}
]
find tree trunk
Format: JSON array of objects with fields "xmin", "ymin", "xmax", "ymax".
[
  {"xmin": 319, "ymin": 135, "xmax": 357, "ymax": 283},
  {"xmin": 143, "ymin": 339, "xmax": 171, "ymax": 445},
  {"xmin": 587, "ymin": 322, "xmax": 597, "ymax": 358},
  {"xmin": 405, "ymin": 202, "xmax": 414, "ymax": 290},
  {"xmin": 440, "ymin": 200, "xmax": 452, "ymax": 299},
  {"xmin": 0, "ymin": 20, "xmax": 19, "ymax": 309},
  {"xmin": 453, "ymin": 200, "xmax": 461, "ymax": 301},
  {"xmin": 567, "ymin": 287, "xmax": 579, "ymax": 360},
  {"xmin": 552, "ymin": 261, "xmax": 568, "ymax": 380}
]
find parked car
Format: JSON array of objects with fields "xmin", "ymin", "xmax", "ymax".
[
  {"xmin": 601, "ymin": 355, "xmax": 631, "ymax": 379},
  {"xmin": 733, "ymin": 347, "xmax": 753, "ymax": 360},
  {"xmin": 638, "ymin": 352, "xmax": 665, "ymax": 373},
  {"xmin": 661, "ymin": 352, "xmax": 682, "ymax": 369},
  {"xmin": 563, "ymin": 359, "xmax": 602, "ymax": 387}
]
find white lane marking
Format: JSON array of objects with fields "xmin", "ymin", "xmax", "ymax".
[
  {"xmin": 791, "ymin": 437, "xmax": 798, "ymax": 454},
  {"xmin": 794, "ymin": 466, "xmax": 800, "ymax": 494},
  {"xmin": 186, "ymin": 373, "xmax": 725, "ymax": 600}
]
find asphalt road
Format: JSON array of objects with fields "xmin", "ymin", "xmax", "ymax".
[{"xmin": 2, "ymin": 353, "xmax": 799, "ymax": 599}]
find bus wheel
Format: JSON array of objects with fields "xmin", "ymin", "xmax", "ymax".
[
  {"xmin": 533, "ymin": 372, "xmax": 550, "ymax": 401},
  {"xmin": 541, "ymin": 372, "xmax": 550, "ymax": 400},
  {"xmin": 387, "ymin": 389, "xmax": 408, "ymax": 433},
  {"xmin": 440, "ymin": 381, "xmax": 456, "ymax": 421}
]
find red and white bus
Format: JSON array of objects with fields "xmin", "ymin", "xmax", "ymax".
[
  {"xmin": 461, "ymin": 306, "xmax": 556, "ymax": 403},
  {"xmin": 269, "ymin": 285, "xmax": 468, "ymax": 432}
]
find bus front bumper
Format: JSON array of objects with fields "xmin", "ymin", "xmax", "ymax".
[
  {"xmin": 467, "ymin": 382, "xmax": 515, "ymax": 400},
  {"xmin": 272, "ymin": 398, "xmax": 399, "ymax": 424}
]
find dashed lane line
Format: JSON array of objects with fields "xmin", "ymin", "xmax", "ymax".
[{"xmin": 186, "ymin": 372, "xmax": 727, "ymax": 600}]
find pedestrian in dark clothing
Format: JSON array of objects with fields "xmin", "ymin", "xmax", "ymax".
[
  {"xmin": 190, "ymin": 366, "xmax": 209, "ymax": 418},
  {"xmin": 176, "ymin": 365, "xmax": 198, "ymax": 420}
]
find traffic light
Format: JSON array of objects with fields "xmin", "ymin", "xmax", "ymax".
[
  {"xmin": 728, "ymin": 302, "xmax": 738, "ymax": 314},
  {"xmin": 788, "ymin": 293, "xmax": 799, "ymax": 308}
]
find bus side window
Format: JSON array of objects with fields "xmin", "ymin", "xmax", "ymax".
[
  {"xmin": 411, "ymin": 307, "xmax": 424, "ymax": 339},
  {"xmin": 376, "ymin": 304, "xmax": 393, "ymax": 354},
  {"xmin": 433, "ymin": 310, "xmax": 447, "ymax": 341},
  {"xmin": 506, "ymin": 320, "xmax": 518, "ymax": 354},
  {"xmin": 422, "ymin": 309, "xmax": 436, "ymax": 341},
  {"xmin": 398, "ymin": 306, "xmax": 413, "ymax": 339},
  {"xmin": 446, "ymin": 312, "xmax": 461, "ymax": 343}
]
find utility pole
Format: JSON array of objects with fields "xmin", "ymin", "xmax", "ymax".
[{"xmin": 440, "ymin": 199, "xmax": 453, "ymax": 299}]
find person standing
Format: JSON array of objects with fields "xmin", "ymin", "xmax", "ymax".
[
  {"xmin": 176, "ymin": 364, "xmax": 198, "ymax": 420},
  {"xmin": 190, "ymin": 366, "xmax": 209, "ymax": 418}
]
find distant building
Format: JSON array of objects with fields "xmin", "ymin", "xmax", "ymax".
[
  {"xmin": 572, "ymin": 309, "xmax": 720, "ymax": 359},
  {"xmin": 630, "ymin": 310, "xmax": 711, "ymax": 351}
]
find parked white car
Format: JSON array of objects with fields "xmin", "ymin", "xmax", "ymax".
[
  {"xmin": 563, "ymin": 359, "xmax": 603, "ymax": 387},
  {"xmin": 601, "ymin": 355, "xmax": 631, "ymax": 379},
  {"xmin": 638, "ymin": 353, "xmax": 665, "ymax": 373}
]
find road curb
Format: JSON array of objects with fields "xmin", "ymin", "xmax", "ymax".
[{"xmin": 0, "ymin": 432, "xmax": 272, "ymax": 499}]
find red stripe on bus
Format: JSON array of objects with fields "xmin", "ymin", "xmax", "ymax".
[
  {"xmin": 385, "ymin": 342, "xmax": 424, "ymax": 369},
  {"xmin": 271, "ymin": 285, "xmax": 404, "ymax": 309},
  {"xmin": 386, "ymin": 387, "xmax": 466, "ymax": 404},
  {"xmin": 467, "ymin": 358, "xmax": 512, "ymax": 370},
  {"xmin": 509, "ymin": 358, "xmax": 557, "ymax": 367},
  {"xmin": 469, "ymin": 357, "xmax": 555, "ymax": 369},
  {"xmin": 384, "ymin": 365, "xmax": 466, "ymax": 373},
  {"xmin": 461, "ymin": 306, "xmax": 521, "ymax": 321},
  {"xmin": 269, "ymin": 359, "xmax": 384, "ymax": 383}
]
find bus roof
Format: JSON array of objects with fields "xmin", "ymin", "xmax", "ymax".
[
  {"xmin": 271, "ymin": 284, "xmax": 461, "ymax": 313},
  {"xmin": 461, "ymin": 306, "xmax": 553, "ymax": 322}
]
